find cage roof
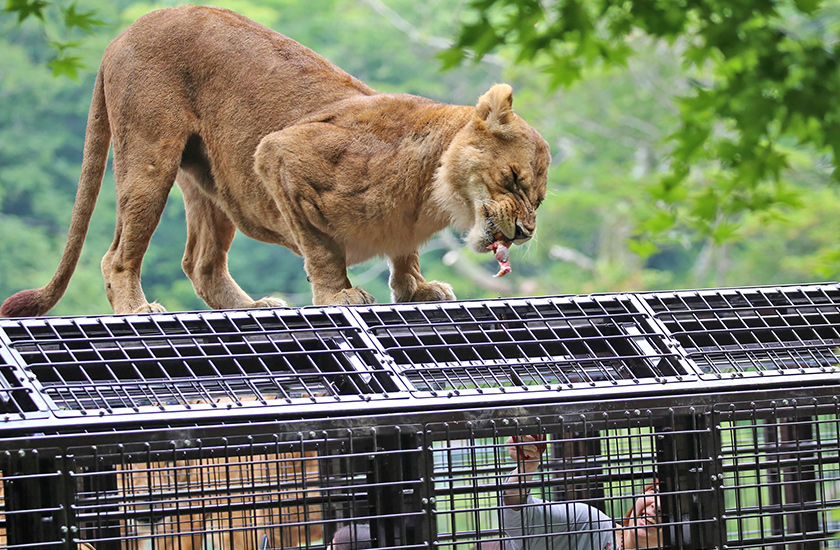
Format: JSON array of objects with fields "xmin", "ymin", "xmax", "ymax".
[{"xmin": 0, "ymin": 283, "xmax": 838, "ymax": 432}]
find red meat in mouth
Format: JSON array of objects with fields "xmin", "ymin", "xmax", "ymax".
[{"xmin": 487, "ymin": 240, "xmax": 511, "ymax": 277}]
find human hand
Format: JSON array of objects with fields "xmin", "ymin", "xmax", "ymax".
[{"xmin": 622, "ymin": 483, "xmax": 661, "ymax": 549}]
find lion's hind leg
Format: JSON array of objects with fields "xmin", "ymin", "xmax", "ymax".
[
  {"xmin": 179, "ymin": 180, "xmax": 287, "ymax": 310},
  {"xmin": 102, "ymin": 140, "xmax": 186, "ymax": 314}
]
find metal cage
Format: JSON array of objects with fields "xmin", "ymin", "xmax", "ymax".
[{"xmin": 0, "ymin": 283, "xmax": 838, "ymax": 549}]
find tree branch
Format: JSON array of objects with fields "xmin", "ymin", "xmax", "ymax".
[{"xmin": 359, "ymin": 0, "xmax": 506, "ymax": 68}]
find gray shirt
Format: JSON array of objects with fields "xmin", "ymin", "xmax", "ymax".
[{"xmin": 502, "ymin": 496, "xmax": 618, "ymax": 550}]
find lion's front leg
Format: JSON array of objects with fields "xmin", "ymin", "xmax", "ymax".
[
  {"xmin": 389, "ymin": 251, "xmax": 456, "ymax": 303},
  {"xmin": 303, "ymin": 235, "xmax": 376, "ymax": 306},
  {"xmin": 255, "ymin": 129, "xmax": 375, "ymax": 307}
]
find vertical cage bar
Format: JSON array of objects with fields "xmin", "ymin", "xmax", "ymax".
[
  {"xmin": 778, "ymin": 403, "xmax": 821, "ymax": 550},
  {"xmin": 367, "ymin": 427, "xmax": 425, "ymax": 550},
  {"xmin": 655, "ymin": 409, "xmax": 718, "ymax": 549}
]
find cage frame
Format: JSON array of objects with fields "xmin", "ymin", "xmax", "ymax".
[{"xmin": 0, "ymin": 283, "xmax": 839, "ymax": 549}]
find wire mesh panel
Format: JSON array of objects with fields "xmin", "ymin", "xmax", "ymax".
[
  {"xmin": 57, "ymin": 428, "xmax": 429, "ymax": 550},
  {"xmin": 356, "ymin": 295, "xmax": 690, "ymax": 396},
  {"xmin": 0, "ymin": 285, "xmax": 839, "ymax": 548},
  {"xmin": 426, "ymin": 413, "xmax": 710, "ymax": 550},
  {"xmin": 0, "ymin": 342, "xmax": 45, "ymax": 420},
  {"xmin": 425, "ymin": 401, "xmax": 840, "ymax": 550},
  {"xmin": 714, "ymin": 397, "xmax": 840, "ymax": 549},
  {"xmin": 0, "ymin": 447, "xmax": 67, "ymax": 549},
  {"xmin": 72, "ymin": 441, "xmax": 325, "ymax": 549},
  {"xmin": 643, "ymin": 284, "xmax": 840, "ymax": 380},
  {"xmin": 1, "ymin": 285, "xmax": 839, "ymax": 428},
  {"xmin": 0, "ymin": 308, "xmax": 396, "ymax": 419},
  {"xmin": 0, "ymin": 395, "xmax": 837, "ymax": 549}
]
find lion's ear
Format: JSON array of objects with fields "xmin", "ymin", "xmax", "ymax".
[{"xmin": 476, "ymin": 83, "xmax": 514, "ymax": 131}]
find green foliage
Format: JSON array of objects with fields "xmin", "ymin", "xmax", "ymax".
[
  {"xmin": 3, "ymin": 0, "xmax": 106, "ymax": 79},
  {"xmin": 446, "ymin": 0, "xmax": 840, "ymax": 241},
  {"xmin": 5, "ymin": 0, "xmax": 49, "ymax": 21},
  {"xmin": 62, "ymin": 2, "xmax": 104, "ymax": 31}
]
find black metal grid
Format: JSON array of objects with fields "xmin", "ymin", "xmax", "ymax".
[
  {"xmin": 643, "ymin": 284, "xmax": 840, "ymax": 379},
  {"xmin": 428, "ymin": 403, "xmax": 840, "ymax": 550},
  {"xmin": 356, "ymin": 295, "xmax": 688, "ymax": 395},
  {"xmin": 0, "ymin": 283, "xmax": 838, "ymax": 427},
  {"xmin": 714, "ymin": 399, "xmax": 840, "ymax": 548},
  {"xmin": 58, "ymin": 429, "xmax": 426, "ymax": 550},
  {"xmin": 69, "ymin": 440, "xmax": 331, "ymax": 550},
  {"xmin": 0, "ymin": 284, "xmax": 837, "ymax": 548},
  {"xmin": 0, "ymin": 308, "xmax": 393, "ymax": 418},
  {"xmin": 0, "ymin": 394, "xmax": 834, "ymax": 549},
  {"xmin": 0, "ymin": 344, "xmax": 42, "ymax": 418},
  {"xmin": 429, "ymin": 423, "xmax": 669, "ymax": 550}
]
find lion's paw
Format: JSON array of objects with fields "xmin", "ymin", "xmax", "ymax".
[
  {"xmin": 329, "ymin": 287, "xmax": 376, "ymax": 306},
  {"xmin": 251, "ymin": 296, "xmax": 288, "ymax": 309},
  {"xmin": 408, "ymin": 281, "xmax": 456, "ymax": 302},
  {"xmin": 133, "ymin": 302, "xmax": 167, "ymax": 314}
]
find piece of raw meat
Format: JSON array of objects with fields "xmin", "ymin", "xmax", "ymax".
[{"xmin": 487, "ymin": 240, "xmax": 511, "ymax": 277}]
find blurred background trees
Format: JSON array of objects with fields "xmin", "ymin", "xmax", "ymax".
[{"xmin": 2, "ymin": 0, "xmax": 839, "ymax": 315}]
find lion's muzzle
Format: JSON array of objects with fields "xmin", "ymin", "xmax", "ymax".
[{"xmin": 513, "ymin": 219, "xmax": 534, "ymax": 244}]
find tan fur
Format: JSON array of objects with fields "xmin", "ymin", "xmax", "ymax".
[
  {"xmin": 116, "ymin": 451, "xmax": 321, "ymax": 550},
  {"xmin": 0, "ymin": 5, "xmax": 550, "ymax": 317}
]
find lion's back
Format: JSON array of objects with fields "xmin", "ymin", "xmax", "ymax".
[{"xmin": 100, "ymin": 5, "xmax": 376, "ymax": 131}]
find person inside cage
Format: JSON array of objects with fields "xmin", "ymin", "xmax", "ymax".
[
  {"xmin": 487, "ymin": 435, "xmax": 661, "ymax": 550},
  {"xmin": 261, "ymin": 523, "xmax": 372, "ymax": 550},
  {"xmin": 328, "ymin": 523, "xmax": 373, "ymax": 550}
]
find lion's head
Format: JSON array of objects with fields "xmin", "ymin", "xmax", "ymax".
[{"xmin": 433, "ymin": 84, "xmax": 550, "ymax": 254}]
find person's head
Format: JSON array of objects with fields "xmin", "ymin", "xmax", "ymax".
[
  {"xmin": 620, "ymin": 482, "xmax": 661, "ymax": 549},
  {"xmin": 330, "ymin": 523, "xmax": 373, "ymax": 550}
]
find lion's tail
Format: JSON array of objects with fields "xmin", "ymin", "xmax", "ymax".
[{"xmin": 0, "ymin": 68, "xmax": 111, "ymax": 318}]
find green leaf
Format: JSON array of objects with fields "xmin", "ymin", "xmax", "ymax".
[
  {"xmin": 640, "ymin": 209, "xmax": 677, "ymax": 234},
  {"xmin": 794, "ymin": 0, "xmax": 822, "ymax": 14},
  {"xmin": 4, "ymin": 0, "xmax": 48, "ymax": 22},
  {"xmin": 62, "ymin": 3, "xmax": 105, "ymax": 33},
  {"xmin": 769, "ymin": 183, "xmax": 804, "ymax": 209},
  {"xmin": 671, "ymin": 131, "xmax": 711, "ymax": 166},
  {"xmin": 47, "ymin": 55, "xmax": 83, "ymax": 80},
  {"xmin": 627, "ymin": 237, "xmax": 659, "ymax": 259},
  {"xmin": 48, "ymin": 39, "xmax": 82, "ymax": 53},
  {"xmin": 603, "ymin": 41, "xmax": 632, "ymax": 67},
  {"xmin": 711, "ymin": 221, "xmax": 740, "ymax": 245},
  {"xmin": 647, "ymin": 180, "xmax": 688, "ymax": 204},
  {"xmin": 455, "ymin": 17, "xmax": 502, "ymax": 58},
  {"xmin": 690, "ymin": 190, "xmax": 720, "ymax": 222},
  {"xmin": 542, "ymin": 55, "xmax": 582, "ymax": 88},
  {"xmin": 437, "ymin": 47, "xmax": 466, "ymax": 71}
]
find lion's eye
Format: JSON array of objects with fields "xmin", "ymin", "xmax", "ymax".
[{"xmin": 506, "ymin": 168, "xmax": 521, "ymax": 191}]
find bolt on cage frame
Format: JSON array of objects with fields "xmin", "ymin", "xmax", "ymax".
[{"xmin": 0, "ymin": 283, "xmax": 837, "ymax": 549}]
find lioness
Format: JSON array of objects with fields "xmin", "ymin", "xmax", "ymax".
[{"xmin": 0, "ymin": 5, "xmax": 550, "ymax": 317}]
